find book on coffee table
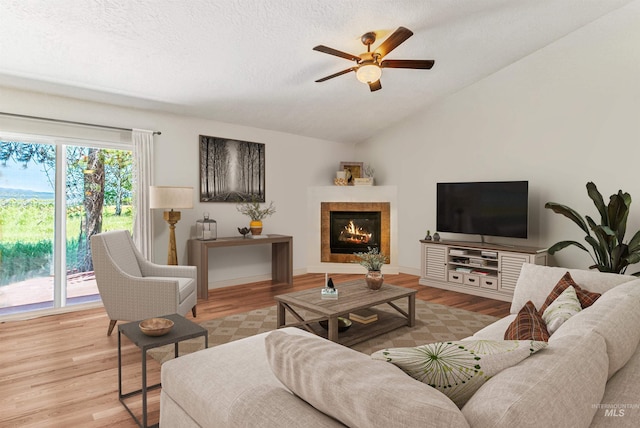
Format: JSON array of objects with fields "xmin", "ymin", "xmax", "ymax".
[{"xmin": 349, "ymin": 309, "xmax": 378, "ymax": 324}]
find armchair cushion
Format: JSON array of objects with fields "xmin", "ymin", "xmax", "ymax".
[
  {"xmin": 98, "ymin": 230, "xmax": 143, "ymax": 277},
  {"xmin": 145, "ymin": 276, "xmax": 196, "ymax": 303}
]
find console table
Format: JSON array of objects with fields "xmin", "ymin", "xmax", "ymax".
[{"xmin": 188, "ymin": 234, "xmax": 293, "ymax": 299}]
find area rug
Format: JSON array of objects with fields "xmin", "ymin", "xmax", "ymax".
[{"xmin": 148, "ymin": 299, "xmax": 499, "ymax": 364}]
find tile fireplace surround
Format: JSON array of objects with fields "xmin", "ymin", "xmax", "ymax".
[{"xmin": 307, "ymin": 185, "xmax": 398, "ymax": 274}]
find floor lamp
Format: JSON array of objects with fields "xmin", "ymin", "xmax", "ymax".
[{"xmin": 149, "ymin": 186, "xmax": 194, "ymax": 265}]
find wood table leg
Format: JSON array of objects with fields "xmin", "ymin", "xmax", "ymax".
[
  {"xmin": 276, "ymin": 302, "xmax": 285, "ymax": 328},
  {"xmin": 328, "ymin": 316, "xmax": 339, "ymax": 342},
  {"xmin": 408, "ymin": 293, "xmax": 416, "ymax": 327}
]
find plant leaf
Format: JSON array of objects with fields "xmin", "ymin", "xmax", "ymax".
[
  {"xmin": 544, "ymin": 202, "xmax": 590, "ymax": 234},
  {"xmin": 627, "ymin": 229, "xmax": 640, "ymax": 251},
  {"xmin": 625, "ymin": 251, "xmax": 640, "ymax": 265},
  {"xmin": 611, "ymin": 244, "xmax": 629, "ymax": 273},
  {"xmin": 607, "ymin": 191, "xmax": 630, "ymax": 244},
  {"xmin": 586, "ymin": 182, "xmax": 608, "ymax": 225},
  {"xmin": 585, "ymin": 235, "xmax": 608, "ymax": 268},
  {"xmin": 548, "ymin": 240, "xmax": 589, "ymax": 255}
]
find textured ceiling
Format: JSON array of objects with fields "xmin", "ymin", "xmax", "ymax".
[{"xmin": 0, "ymin": 0, "xmax": 633, "ymax": 143}]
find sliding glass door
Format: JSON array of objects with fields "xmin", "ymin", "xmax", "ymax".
[
  {"xmin": 0, "ymin": 138, "xmax": 133, "ymax": 315},
  {"xmin": 0, "ymin": 141, "xmax": 56, "ymax": 312}
]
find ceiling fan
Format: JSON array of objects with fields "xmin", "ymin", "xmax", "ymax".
[{"xmin": 313, "ymin": 26, "xmax": 434, "ymax": 92}]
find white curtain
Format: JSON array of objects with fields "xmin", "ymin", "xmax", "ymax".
[{"xmin": 132, "ymin": 129, "xmax": 154, "ymax": 258}]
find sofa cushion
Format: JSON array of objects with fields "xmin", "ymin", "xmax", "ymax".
[
  {"xmin": 550, "ymin": 281, "xmax": 640, "ymax": 379},
  {"xmin": 510, "ymin": 263, "xmax": 633, "ymax": 314},
  {"xmin": 462, "ymin": 332, "xmax": 609, "ymax": 428},
  {"xmin": 265, "ymin": 330, "xmax": 470, "ymax": 428},
  {"xmin": 538, "ymin": 272, "xmax": 600, "ymax": 313},
  {"xmin": 589, "ymin": 341, "xmax": 640, "ymax": 425},
  {"xmin": 161, "ymin": 327, "xmax": 315, "ymax": 428},
  {"xmin": 504, "ymin": 301, "xmax": 550, "ymax": 341},
  {"xmin": 228, "ymin": 384, "xmax": 346, "ymax": 428},
  {"xmin": 469, "ymin": 315, "xmax": 516, "ymax": 340},
  {"xmin": 541, "ymin": 285, "xmax": 582, "ymax": 334},
  {"xmin": 371, "ymin": 339, "xmax": 546, "ymax": 408}
]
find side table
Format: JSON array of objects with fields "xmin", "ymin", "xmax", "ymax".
[{"xmin": 118, "ymin": 313, "xmax": 208, "ymax": 428}]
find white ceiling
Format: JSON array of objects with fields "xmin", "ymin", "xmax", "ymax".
[{"xmin": 0, "ymin": 0, "xmax": 633, "ymax": 144}]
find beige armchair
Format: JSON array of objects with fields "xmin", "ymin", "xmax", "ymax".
[{"xmin": 90, "ymin": 230, "xmax": 197, "ymax": 335}]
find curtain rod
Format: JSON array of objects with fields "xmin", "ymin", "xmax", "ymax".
[{"xmin": 0, "ymin": 112, "xmax": 161, "ymax": 135}]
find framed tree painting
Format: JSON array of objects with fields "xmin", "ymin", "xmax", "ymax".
[{"xmin": 199, "ymin": 135, "xmax": 265, "ymax": 202}]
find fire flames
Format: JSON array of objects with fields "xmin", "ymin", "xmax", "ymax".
[{"xmin": 338, "ymin": 220, "xmax": 372, "ymax": 244}]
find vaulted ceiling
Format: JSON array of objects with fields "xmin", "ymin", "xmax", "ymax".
[{"xmin": 0, "ymin": 0, "xmax": 633, "ymax": 143}]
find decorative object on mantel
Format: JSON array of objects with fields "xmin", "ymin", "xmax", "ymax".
[
  {"xmin": 195, "ymin": 212, "xmax": 217, "ymax": 240},
  {"xmin": 433, "ymin": 232, "xmax": 441, "ymax": 242},
  {"xmin": 199, "ymin": 134, "xmax": 265, "ymax": 203},
  {"xmin": 354, "ymin": 247, "xmax": 388, "ymax": 290},
  {"xmin": 334, "ymin": 170, "xmax": 348, "ymax": 186},
  {"xmin": 339, "ymin": 161, "xmax": 364, "ymax": 185},
  {"xmin": 424, "ymin": 230, "xmax": 432, "ymax": 241},
  {"xmin": 237, "ymin": 200, "xmax": 276, "ymax": 235},
  {"xmin": 149, "ymin": 185, "xmax": 194, "ymax": 265},
  {"xmin": 354, "ymin": 164, "xmax": 375, "ymax": 186},
  {"xmin": 237, "ymin": 227, "xmax": 251, "ymax": 238},
  {"xmin": 545, "ymin": 181, "xmax": 640, "ymax": 276}
]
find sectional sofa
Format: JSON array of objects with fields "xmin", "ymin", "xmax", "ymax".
[{"xmin": 159, "ymin": 263, "xmax": 640, "ymax": 427}]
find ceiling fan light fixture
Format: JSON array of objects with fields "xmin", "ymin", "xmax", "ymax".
[{"xmin": 356, "ymin": 64, "xmax": 382, "ymax": 84}]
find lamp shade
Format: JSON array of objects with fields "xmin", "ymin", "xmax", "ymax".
[
  {"xmin": 356, "ymin": 64, "xmax": 382, "ymax": 83},
  {"xmin": 149, "ymin": 186, "xmax": 194, "ymax": 210}
]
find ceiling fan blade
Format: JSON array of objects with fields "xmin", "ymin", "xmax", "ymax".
[
  {"xmin": 313, "ymin": 45, "xmax": 361, "ymax": 62},
  {"xmin": 380, "ymin": 59, "xmax": 435, "ymax": 69},
  {"xmin": 315, "ymin": 67, "xmax": 357, "ymax": 83},
  {"xmin": 368, "ymin": 80, "xmax": 382, "ymax": 92},
  {"xmin": 374, "ymin": 27, "xmax": 413, "ymax": 58}
]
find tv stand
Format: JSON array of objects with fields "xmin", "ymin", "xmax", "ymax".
[{"xmin": 419, "ymin": 240, "xmax": 547, "ymax": 302}]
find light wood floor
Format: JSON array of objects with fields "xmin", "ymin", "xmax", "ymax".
[{"xmin": 0, "ymin": 273, "xmax": 510, "ymax": 427}]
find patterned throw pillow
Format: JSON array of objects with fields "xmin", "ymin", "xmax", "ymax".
[
  {"xmin": 504, "ymin": 300, "xmax": 550, "ymax": 341},
  {"xmin": 542, "ymin": 285, "xmax": 582, "ymax": 334},
  {"xmin": 539, "ymin": 271, "xmax": 601, "ymax": 313},
  {"xmin": 371, "ymin": 339, "xmax": 547, "ymax": 408}
]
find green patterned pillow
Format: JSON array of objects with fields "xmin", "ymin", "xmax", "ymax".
[
  {"xmin": 541, "ymin": 285, "xmax": 582, "ymax": 334},
  {"xmin": 371, "ymin": 339, "xmax": 547, "ymax": 408}
]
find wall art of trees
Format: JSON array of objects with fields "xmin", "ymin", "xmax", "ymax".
[{"xmin": 199, "ymin": 135, "xmax": 265, "ymax": 202}]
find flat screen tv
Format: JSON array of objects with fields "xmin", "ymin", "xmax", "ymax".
[{"xmin": 436, "ymin": 181, "xmax": 528, "ymax": 239}]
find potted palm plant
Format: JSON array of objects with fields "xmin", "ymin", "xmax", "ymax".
[
  {"xmin": 545, "ymin": 182, "xmax": 640, "ymax": 275},
  {"xmin": 236, "ymin": 200, "xmax": 276, "ymax": 235},
  {"xmin": 353, "ymin": 247, "xmax": 389, "ymax": 290}
]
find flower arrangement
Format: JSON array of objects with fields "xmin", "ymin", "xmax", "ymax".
[
  {"xmin": 236, "ymin": 200, "xmax": 276, "ymax": 221},
  {"xmin": 353, "ymin": 247, "xmax": 388, "ymax": 271}
]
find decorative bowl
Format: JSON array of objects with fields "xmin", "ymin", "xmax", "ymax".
[
  {"xmin": 139, "ymin": 317, "xmax": 174, "ymax": 336},
  {"xmin": 319, "ymin": 317, "xmax": 352, "ymax": 332}
]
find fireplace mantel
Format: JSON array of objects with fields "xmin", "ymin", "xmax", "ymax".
[{"xmin": 307, "ymin": 186, "xmax": 398, "ymax": 274}]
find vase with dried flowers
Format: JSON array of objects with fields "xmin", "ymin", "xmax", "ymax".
[
  {"xmin": 236, "ymin": 200, "xmax": 276, "ymax": 235},
  {"xmin": 353, "ymin": 247, "xmax": 388, "ymax": 290}
]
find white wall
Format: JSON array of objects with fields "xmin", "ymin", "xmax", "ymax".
[
  {"xmin": 357, "ymin": 1, "xmax": 640, "ymax": 275},
  {"xmin": 0, "ymin": 86, "xmax": 356, "ymax": 286}
]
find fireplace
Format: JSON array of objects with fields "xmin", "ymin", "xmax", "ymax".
[
  {"xmin": 330, "ymin": 211, "xmax": 381, "ymax": 254},
  {"xmin": 321, "ymin": 202, "xmax": 390, "ymax": 263}
]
